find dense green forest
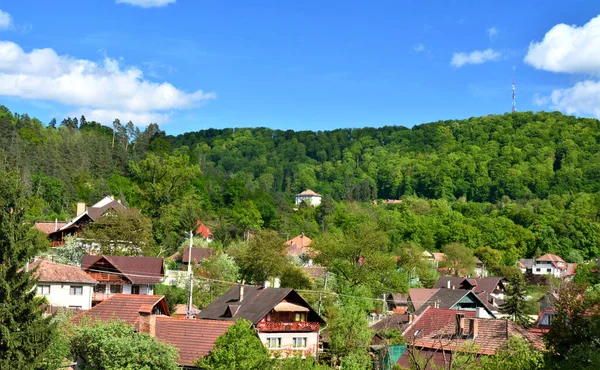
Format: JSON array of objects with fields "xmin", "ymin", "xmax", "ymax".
[{"xmin": 2, "ymin": 105, "xmax": 600, "ymax": 264}]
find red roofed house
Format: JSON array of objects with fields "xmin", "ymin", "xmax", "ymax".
[
  {"xmin": 196, "ymin": 220, "xmax": 213, "ymax": 243},
  {"xmin": 200, "ymin": 284, "xmax": 325, "ymax": 358},
  {"xmin": 295, "ymin": 189, "xmax": 322, "ymax": 207},
  {"xmin": 528, "ymin": 254, "xmax": 576, "ymax": 278},
  {"xmin": 71, "ymin": 294, "xmax": 233, "ymax": 368},
  {"xmin": 398, "ymin": 308, "xmax": 543, "ymax": 368},
  {"xmin": 34, "ymin": 220, "xmax": 68, "ymax": 236},
  {"xmin": 81, "ymin": 255, "xmax": 164, "ymax": 305},
  {"xmin": 284, "ymin": 233, "xmax": 314, "ymax": 266},
  {"xmin": 30, "ymin": 259, "xmax": 97, "ymax": 310}
]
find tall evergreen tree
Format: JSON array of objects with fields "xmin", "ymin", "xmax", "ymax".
[
  {"xmin": 501, "ymin": 273, "xmax": 529, "ymax": 327},
  {"xmin": 0, "ymin": 171, "xmax": 55, "ymax": 368}
]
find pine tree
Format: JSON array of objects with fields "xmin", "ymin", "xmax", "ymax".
[
  {"xmin": 0, "ymin": 171, "xmax": 55, "ymax": 369},
  {"xmin": 501, "ymin": 273, "xmax": 530, "ymax": 327}
]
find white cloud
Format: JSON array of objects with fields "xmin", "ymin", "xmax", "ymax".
[
  {"xmin": 487, "ymin": 27, "xmax": 498, "ymax": 40},
  {"xmin": 538, "ymin": 80, "xmax": 600, "ymax": 118},
  {"xmin": 413, "ymin": 43, "xmax": 425, "ymax": 52},
  {"xmin": 0, "ymin": 10, "xmax": 13, "ymax": 30},
  {"xmin": 116, "ymin": 0, "xmax": 176, "ymax": 8},
  {"xmin": 450, "ymin": 48, "xmax": 501, "ymax": 67},
  {"xmin": 0, "ymin": 41, "xmax": 215, "ymax": 125},
  {"xmin": 524, "ymin": 15, "xmax": 600, "ymax": 75}
]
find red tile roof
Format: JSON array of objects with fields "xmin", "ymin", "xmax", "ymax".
[
  {"xmin": 182, "ymin": 247, "xmax": 214, "ymax": 263},
  {"xmin": 296, "ymin": 189, "xmax": 321, "ymax": 197},
  {"xmin": 302, "ymin": 266, "xmax": 327, "ymax": 279},
  {"xmin": 536, "ymin": 254, "xmax": 567, "ymax": 270},
  {"xmin": 403, "ymin": 307, "xmax": 477, "ymax": 339},
  {"xmin": 71, "ymin": 294, "xmax": 169, "ymax": 330},
  {"xmin": 81, "ymin": 255, "xmax": 164, "ymax": 284},
  {"xmin": 155, "ymin": 317, "xmax": 234, "ymax": 366},
  {"xmin": 195, "ymin": 221, "xmax": 213, "ymax": 239},
  {"xmin": 284, "ymin": 234, "xmax": 313, "ymax": 256},
  {"xmin": 34, "ymin": 221, "xmax": 68, "ymax": 235},
  {"xmin": 29, "ymin": 259, "xmax": 97, "ymax": 284},
  {"xmin": 410, "ymin": 316, "xmax": 544, "ymax": 355},
  {"xmin": 432, "ymin": 253, "xmax": 446, "ymax": 262}
]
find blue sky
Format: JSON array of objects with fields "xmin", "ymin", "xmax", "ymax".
[{"xmin": 1, "ymin": 0, "xmax": 599, "ymax": 134}]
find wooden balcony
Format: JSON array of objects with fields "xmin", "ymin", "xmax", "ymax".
[{"xmin": 256, "ymin": 321, "xmax": 319, "ymax": 332}]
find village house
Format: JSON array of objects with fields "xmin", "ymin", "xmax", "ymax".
[
  {"xmin": 397, "ymin": 309, "xmax": 543, "ymax": 368},
  {"xmin": 45, "ymin": 195, "xmax": 134, "ymax": 247},
  {"xmin": 519, "ymin": 254, "xmax": 577, "ymax": 279},
  {"xmin": 196, "ymin": 220, "xmax": 213, "ymax": 243},
  {"xmin": 81, "ymin": 255, "xmax": 164, "ymax": 305},
  {"xmin": 433, "ymin": 276, "xmax": 507, "ymax": 314},
  {"xmin": 295, "ymin": 189, "xmax": 322, "ymax": 207},
  {"xmin": 199, "ymin": 284, "xmax": 325, "ymax": 358},
  {"xmin": 284, "ymin": 233, "xmax": 314, "ymax": 266},
  {"xmin": 30, "ymin": 259, "xmax": 97, "ymax": 311},
  {"xmin": 409, "ymin": 288, "xmax": 496, "ymax": 318},
  {"xmin": 71, "ymin": 294, "xmax": 233, "ymax": 368},
  {"xmin": 181, "ymin": 247, "xmax": 214, "ymax": 268}
]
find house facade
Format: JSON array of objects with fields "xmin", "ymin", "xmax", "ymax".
[
  {"xmin": 30, "ymin": 259, "xmax": 97, "ymax": 310},
  {"xmin": 80, "ymin": 255, "xmax": 164, "ymax": 305},
  {"xmin": 295, "ymin": 189, "xmax": 322, "ymax": 207},
  {"xmin": 520, "ymin": 254, "xmax": 576, "ymax": 278},
  {"xmin": 284, "ymin": 233, "xmax": 314, "ymax": 266},
  {"xmin": 200, "ymin": 285, "xmax": 325, "ymax": 358}
]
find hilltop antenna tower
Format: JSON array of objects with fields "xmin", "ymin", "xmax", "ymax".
[{"xmin": 512, "ymin": 79, "xmax": 516, "ymax": 112}]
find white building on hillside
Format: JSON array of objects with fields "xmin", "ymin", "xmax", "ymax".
[{"xmin": 295, "ymin": 190, "xmax": 322, "ymax": 207}]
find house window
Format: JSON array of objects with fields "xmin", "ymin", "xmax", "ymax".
[
  {"xmin": 294, "ymin": 313, "xmax": 307, "ymax": 322},
  {"xmin": 37, "ymin": 285, "xmax": 50, "ymax": 295},
  {"xmin": 536, "ymin": 268, "xmax": 541, "ymax": 272},
  {"xmin": 110, "ymin": 285, "xmax": 122, "ymax": 294},
  {"xmin": 131, "ymin": 285, "xmax": 140, "ymax": 294},
  {"xmin": 94, "ymin": 284, "xmax": 106, "ymax": 293},
  {"xmin": 293, "ymin": 337, "xmax": 307, "ymax": 348},
  {"xmin": 546, "ymin": 269, "xmax": 551, "ymax": 273},
  {"xmin": 70, "ymin": 286, "xmax": 83, "ymax": 295},
  {"xmin": 266, "ymin": 337, "xmax": 282, "ymax": 349}
]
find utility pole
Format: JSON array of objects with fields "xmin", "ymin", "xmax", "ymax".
[
  {"xmin": 318, "ymin": 273, "xmax": 328, "ymax": 316},
  {"xmin": 186, "ymin": 229, "xmax": 194, "ymax": 318}
]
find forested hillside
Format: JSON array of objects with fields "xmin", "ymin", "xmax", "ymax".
[{"xmin": 2, "ymin": 105, "xmax": 600, "ymax": 263}]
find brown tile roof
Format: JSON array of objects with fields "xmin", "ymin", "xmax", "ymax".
[
  {"xmin": 409, "ymin": 289, "xmax": 440, "ymax": 311},
  {"xmin": 71, "ymin": 294, "xmax": 169, "ymax": 329},
  {"xmin": 536, "ymin": 253, "xmax": 564, "ymax": 262},
  {"xmin": 302, "ymin": 266, "xmax": 327, "ymax": 279},
  {"xmin": 411, "ymin": 316, "xmax": 544, "ymax": 355},
  {"xmin": 172, "ymin": 304, "xmax": 198, "ymax": 316},
  {"xmin": 81, "ymin": 255, "xmax": 164, "ymax": 284},
  {"xmin": 34, "ymin": 221, "xmax": 68, "ymax": 235},
  {"xmin": 284, "ymin": 234, "xmax": 313, "ymax": 256},
  {"xmin": 432, "ymin": 253, "xmax": 446, "ymax": 262},
  {"xmin": 182, "ymin": 247, "xmax": 214, "ymax": 263},
  {"xmin": 155, "ymin": 317, "xmax": 234, "ymax": 367},
  {"xmin": 370, "ymin": 314, "xmax": 411, "ymax": 332},
  {"xmin": 199, "ymin": 285, "xmax": 324, "ymax": 325},
  {"xmin": 296, "ymin": 189, "xmax": 321, "ymax": 197},
  {"xmin": 403, "ymin": 307, "xmax": 477, "ymax": 339},
  {"xmin": 30, "ymin": 259, "xmax": 97, "ymax": 284}
]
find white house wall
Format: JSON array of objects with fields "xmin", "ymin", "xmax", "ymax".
[
  {"xmin": 37, "ymin": 282, "xmax": 94, "ymax": 310},
  {"xmin": 259, "ymin": 331, "xmax": 319, "ymax": 358}
]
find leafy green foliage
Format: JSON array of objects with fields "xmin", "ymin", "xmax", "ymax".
[
  {"xmin": 196, "ymin": 319, "xmax": 270, "ymax": 370},
  {"xmin": 71, "ymin": 320, "xmax": 180, "ymax": 370},
  {"xmin": 53, "ymin": 235, "xmax": 86, "ymax": 266},
  {"xmin": 0, "ymin": 171, "xmax": 55, "ymax": 369},
  {"xmin": 478, "ymin": 336, "xmax": 545, "ymax": 370},
  {"xmin": 231, "ymin": 230, "xmax": 288, "ymax": 283},
  {"xmin": 154, "ymin": 284, "xmax": 188, "ymax": 313},
  {"xmin": 327, "ymin": 300, "xmax": 373, "ymax": 369},
  {"xmin": 441, "ymin": 243, "xmax": 475, "ymax": 277}
]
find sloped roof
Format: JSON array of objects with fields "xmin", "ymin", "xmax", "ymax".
[
  {"xmin": 29, "ymin": 259, "xmax": 97, "ymax": 284},
  {"xmin": 414, "ymin": 289, "xmax": 495, "ymax": 317},
  {"xmin": 432, "ymin": 253, "xmax": 446, "ymax": 262},
  {"xmin": 536, "ymin": 254, "xmax": 567, "ymax": 270},
  {"xmin": 370, "ymin": 314, "xmax": 410, "ymax": 332},
  {"xmin": 433, "ymin": 277, "xmax": 465, "ymax": 290},
  {"xmin": 196, "ymin": 221, "xmax": 213, "ymax": 239},
  {"xmin": 434, "ymin": 277, "xmax": 507, "ymax": 295},
  {"xmin": 296, "ymin": 189, "xmax": 321, "ymax": 197},
  {"xmin": 182, "ymin": 247, "xmax": 214, "ymax": 263},
  {"xmin": 302, "ymin": 266, "xmax": 327, "ymax": 279},
  {"xmin": 34, "ymin": 221, "xmax": 68, "ymax": 235},
  {"xmin": 403, "ymin": 307, "xmax": 477, "ymax": 338},
  {"xmin": 172, "ymin": 304, "xmax": 198, "ymax": 316},
  {"xmin": 387, "ymin": 293, "xmax": 408, "ymax": 305},
  {"xmin": 284, "ymin": 234, "xmax": 313, "ymax": 256},
  {"xmin": 199, "ymin": 285, "xmax": 325, "ymax": 325},
  {"xmin": 409, "ymin": 289, "xmax": 439, "ymax": 311},
  {"xmin": 519, "ymin": 258, "xmax": 535, "ymax": 269},
  {"xmin": 81, "ymin": 255, "xmax": 164, "ymax": 284},
  {"xmin": 410, "ymin": 316, "xmax": 544, "ymax": 355},
  {"xmin": 71, "ymin": 294, "xmax": 169, "ymax": 329},
  {"xmin": 155, "ymin": 317, "xmax": 234, "ymax": 367},
  {"xmin": 51, "ymin": 196, "xmax": 128, "ymax": 236}
]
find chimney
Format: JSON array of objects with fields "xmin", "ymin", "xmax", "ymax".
[
  {"xmin": 455, "ymin": 313, "xmax": 465, "ymax": 337},
  {"xmin": 263, "ymin": 281, "xmax": 271, "ymax": 289},
  {"xmin": 138, "ymin": 311, "xmax": 156, "ymax": 337},
  {"xmin": 468, "ymin": 318, "xmax": 479, "ymax": 339},
  {"xmin": 452, "ymin": 285, "xmax": 456, "ymax": 290},
  {"xmin": 274, "ymin": 277, "xmax": 281, "ymax": 289},
  {"xmin": 408, "ymin": 314, "xmax": 414, "ymax": 324},
  {"xmin": 54, "ymin": 218, "xmax": 58, "ymax": 232},
  {"xmin": 76, "ymin": 202, "xmax": 86, "ymax": 216},
  {"xmin": 447, "ymin": 280, "xmax": 451, "ymax": 289},
  {"xmin": 239, "ymin": 285, "xmax": 244, "ymax": 302},
  {"xmin": 117, "ymin": 199, "xmax": 122, "ymax": 204}
]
